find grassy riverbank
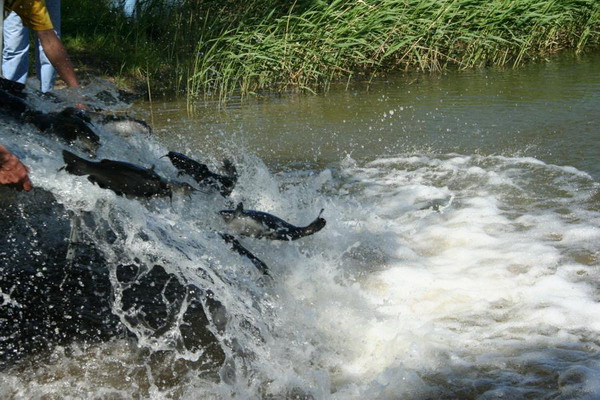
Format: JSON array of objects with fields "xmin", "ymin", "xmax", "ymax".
[{"xmin": 63, "ymin": 0, "xmax": 600, "ymax": 100}]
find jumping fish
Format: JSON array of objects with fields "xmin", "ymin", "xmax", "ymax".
[
  {"xmin": 0, "ymin": 89, "xmax": 100, "ymax": 155},
  {"xmin": 165, "ymin": 151, "xmax": 237, "ymax": 197},
  {"xmin": 219, "ymin": 203, "xmax": 326, "ymax": 241},
  {"xmin": 62, "ymin": 150, "xmax": 172, "ymax": 198},
  {"xmin": 28, "ymin": 108, "xmax": 101, "ymax": 156}
]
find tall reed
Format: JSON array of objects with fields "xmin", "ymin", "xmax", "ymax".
[
  {"xmin": 62, "ymin": 0, "xmax": 600, "ymax": 99},
  {"xmin": 188, "ymin": 0, "xmax": 600, "ymax": 100}
]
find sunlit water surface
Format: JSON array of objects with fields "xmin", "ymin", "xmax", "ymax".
[{"xmin": 1, "ymin": 52, "xmax": 599, "ymax": 399}]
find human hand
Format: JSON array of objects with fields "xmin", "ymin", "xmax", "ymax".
[{"xmin": 0, "ymin": 145, "xmax": 33, "ymax": 192}]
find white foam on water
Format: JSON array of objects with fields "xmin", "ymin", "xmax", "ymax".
[{"xmin": 220, "ymin": 153, "xmax": 600, "ymax": 399}]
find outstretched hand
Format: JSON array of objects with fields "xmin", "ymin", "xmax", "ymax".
[{"xmin": 0, "ymin": 145, "xmax": 33, "ymax": 192}]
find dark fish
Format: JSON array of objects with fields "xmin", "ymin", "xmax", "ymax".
[
  {"xmin": 219, "ymin": 233, "xmax": 270, "ymax": 276},
  {"xmin": 165, "ymin": 151, "xmax": 237, "ymax": 197},
  {"xmin": 0, "ymin": 77, "xmax": 26, "ymax": 98},
  {"xmin": 219, "ymin": 202, "xmax": 326, "ymax": 241},
  {"xmin": 0, "ymin": 90, "xmax": 100, "ymax": 155},
  {"xmin": 26, "ymin": 107, "xmax": 101, "ymax": 156},
  {"xmin": 0, "ymin": 88, "xmax": 31, "ymax": 116},
  {"xmin": 62, "ymin": 150, "xmax": 172, "ymax": 198},
  {"xmin": 10, "ymin": 105, "xmax": 100, "ymax": 156}
]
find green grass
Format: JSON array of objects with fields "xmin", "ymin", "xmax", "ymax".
[{"xmin": 62, "ymin": 0, "xmax": 600, "ymax": 100}]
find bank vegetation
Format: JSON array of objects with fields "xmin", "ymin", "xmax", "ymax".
[{"xmin": 64, "ymin": 0, "xmax": 600, "ymax": 100}]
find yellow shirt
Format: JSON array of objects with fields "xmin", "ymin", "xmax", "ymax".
[{"xmin": 4, "ymin": 0, "xmax": 53, "ymax": 31}]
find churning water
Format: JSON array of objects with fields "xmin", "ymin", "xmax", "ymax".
[{"xmin": 1, "ymin": 53, "xmax": 599, "ymax": 399}]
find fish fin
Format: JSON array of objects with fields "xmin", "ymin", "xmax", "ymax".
[
  {"xmin": 222, "ymin": 158, "xmax": 236, "ymax": 172},
  {"xmin": 219, "ymin": 232, "xmax": 235, "ymax": 244},
  {"xmin": 318, "ymin": 208, "xmax": 324, "ymax": 218},
  {"xmin": 235, "ymin": 202, "xmax": 244, "ymax": 215}
]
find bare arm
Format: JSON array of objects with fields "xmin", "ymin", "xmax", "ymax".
[
  {"xmin": 0, "ymin": 145, "xmax": 33, "ymax": 192},
  {"xmin": 37, "ymin": 29, "xmax": 79, "ymax": 88}
]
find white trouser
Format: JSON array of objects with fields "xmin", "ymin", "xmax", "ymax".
[{"xmin": 2, "ymin": 0, "xmax": 61, "ymax": 92}]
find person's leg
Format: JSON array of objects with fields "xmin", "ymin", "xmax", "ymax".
[
  {"xmin": 35, "ymin": 0, "xmax": 61, "ymax": 92},
  {"xmin": 2, "ymin": 12, "xmax": 30, "ymax": 84}
]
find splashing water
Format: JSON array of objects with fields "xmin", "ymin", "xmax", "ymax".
[{"xmin": 1, "ymin": 63, "xmax": 600, "ymax": 400}]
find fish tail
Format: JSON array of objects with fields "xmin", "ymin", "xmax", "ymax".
[{"xmin": 62, "ymin": 150, "xmax": 90, "ymax": 176}]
